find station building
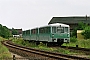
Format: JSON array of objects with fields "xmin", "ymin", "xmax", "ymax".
[{"xmin": 48, "ymin": 16, "xmax": 90, "ymax": 31}]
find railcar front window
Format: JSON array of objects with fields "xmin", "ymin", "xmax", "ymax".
[
  {"xmin": 57, "ymin": 27, "xmax": 64, "ymax": 33},
  {"xmin": 64, "ymin": 27, "xmax": 68, "ymax": 33}
]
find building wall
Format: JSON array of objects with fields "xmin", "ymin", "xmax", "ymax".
[{"xmin": 77, "ymin": 30, "xmax": 84, "ymax": 39}]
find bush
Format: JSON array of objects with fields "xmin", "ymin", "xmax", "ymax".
[
  {"xmin": 70, "ymin": 36, "xmax": 77, "ymax": 43},
  {"xmin": 82, "ymin": 26, "xmax": 90, "ymax": 39},
  {"xmin": 38, "ymin": 42, "xmax": 47, "ymax": 48}
]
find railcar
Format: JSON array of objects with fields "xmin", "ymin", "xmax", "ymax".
[{"xmin": 22, "ymin": 23, "xmax": 70, "ymax": 46}]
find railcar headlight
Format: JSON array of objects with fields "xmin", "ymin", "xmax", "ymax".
[
  {"xmin": 67, "ymin": 34, "xmax": 70, "ymax": 37},
  {"xmin": 52, "ymin": 34, "xmax": 54, "ymax": 36}
]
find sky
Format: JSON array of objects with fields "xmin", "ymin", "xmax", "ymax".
[{"xmin": 0, "ymin": 0, "xmax": 90, "ymax": 30}]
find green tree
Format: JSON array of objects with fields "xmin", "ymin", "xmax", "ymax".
[
  {"xmin": 0, "ymin": 24, "xmax": 3, "ymax": 36},
  {"xmin": 12, "ymin": 28, "xmax": 18, "ymax": 35},
  {"xmin": 82, "ymin": 26, "xmax": 90, "ymax": 39},
  {"xmin": 71, "ymin": 22, "xmax": 88, "ymax": 37},
  {"xmin": 3, "ymin": 26, "xmax": 12, "ymax": 38},
  {"xmin": 77, "ymin": 22, "xmax": 88, "ymax": 30},
  {"xmin": 0, "ymin": 24, "xmax": 12, "ymax": 38}
]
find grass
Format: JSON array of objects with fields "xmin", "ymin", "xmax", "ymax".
[
  {"xmin": 13, "ymin": 38, "xmax": 90, "ymax": 48},
  {"xmin": 12, "ymin": 38, "xmax": 37, "ymax": 47},
  {"xmin": 0, "ymin": 37, "xmax": 11, "ymax": 58},
  {"xmin": 62, "ymin": 38, "xmax": 90, "ymax": 48}
]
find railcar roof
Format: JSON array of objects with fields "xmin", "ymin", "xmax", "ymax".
[
  {"xmin": 39, "ymin": 23, "xmax": 69, "ymax": 28},
  {"xmin": 49, "ymin": 23, "xmax": 69, "ymax": 27}
]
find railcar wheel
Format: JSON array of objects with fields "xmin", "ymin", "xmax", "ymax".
[
  {"xmin": 58, "ymin": 42, "xmax": 63, "ymax": 46},
  {"xmin": 36, "ymin": 42, "xmax": 40, "ymax": 45},
  {"xmin": 46, "ymin": 42, "xmax": 51, "ymax": 47}
]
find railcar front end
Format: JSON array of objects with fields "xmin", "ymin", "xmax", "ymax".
[{"xmin": 49, "ymin": 23, "xmax": 70, "ymax": 45}]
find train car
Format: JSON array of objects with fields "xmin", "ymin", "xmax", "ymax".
[
  {"xmin": 38, "ymin": 23, "xmax": 70, "ymax": 45},
  {"xmin": 22, "ymin": 23, "xmax": 70, "ymax": 46}
]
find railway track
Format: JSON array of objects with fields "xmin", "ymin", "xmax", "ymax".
[
  {"xmin": 61, "ymin": 46, "xmax": 90, "ymax": 51},
  {"xmin": 59, "ymin": 46, "xmax": 90, "ymax": 55},
  {"xmin": 2, "ymin": 40, "xmax": 90, "ymax": 60}
]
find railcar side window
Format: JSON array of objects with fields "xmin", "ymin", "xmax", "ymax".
[
  {"xmin": 26, "ymin": 30, "xmax": 28, "ymax": 34},
  {"xmin": 31, "ymin": 29, "xmax": 37, "ymax": 34},
  {"xmin": 23, "ymin": 31, "xmax": 26, "ymax": 35},
  {"xmin": 52, "ymin": 27, "xmax": 56, "ymax": 33},
  {"xmin": 45, "ymin": 27, "xmax": 50, "ymax": 33},
  {"xmin": 27, "ymin": 30, "xmax": 30, "ymax": 34},
  {"xmin": 39, "ymin": 28, "xmax": 43, "ymax": 33},
  {"xmin": 39, "ymin": 27, "xmax": 50, "ymax": 33}
]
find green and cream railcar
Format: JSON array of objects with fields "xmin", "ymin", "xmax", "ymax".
[
  {"xmin": 38, "ymin": 23, "xmax": 70, "ymax": 45},
  {"xmin": 51, "ymin": 23, "xmax": 70, "ymax": 43},
  {"xmin": 22, "ymin": 23, "xmax": 70, "ymax": 45}
]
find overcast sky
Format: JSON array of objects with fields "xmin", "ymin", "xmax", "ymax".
[{"xmin": 0, "ymin": 0, "xmax": 90, "ymax": 30}]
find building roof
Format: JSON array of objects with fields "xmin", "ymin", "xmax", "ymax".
[
  {"xmin": 15, "ymin": 29, "xmax": 22, "ymax": 34},
  {"xmin": 48, "ymin": 16, "xmax": 90, "ymax": 24}
]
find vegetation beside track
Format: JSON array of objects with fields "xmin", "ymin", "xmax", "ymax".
[
  {"xmin": 0, "ymin": 37, "xmax": 11, "ymax": 58},
  {"xmin": 12, "ymin": 38, "xmax": 90, "ymax": 58},
  {"xmin": 62, "ymin": 37, "xmax": 90, "ymax": 48}
]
